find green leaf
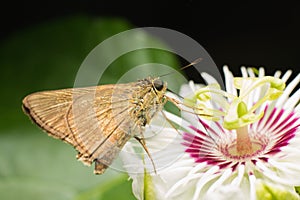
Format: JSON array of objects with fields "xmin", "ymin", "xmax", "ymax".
[
  {"xmin": 256, "ymin": 181, "xmax": 300, "ymax": 200},
  {"xmin": 0, "ymin": 129, "xmax": 136, "ymax": 200},
  {"xmin": 295, "ymin": 186, "xmax": 300, "ymax": 196}
]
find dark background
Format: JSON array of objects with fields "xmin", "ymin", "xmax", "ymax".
[
  {"xmin": 0, "ymin": 2, "xmax": 299, "ymax": 199},
  {"xmin": 1, "ymin": 1, "xmax": 299, "ymax": 76}
]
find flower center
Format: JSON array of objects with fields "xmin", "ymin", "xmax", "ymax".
[
  {"xmin": 227, "ymin": 139, "xmax": 264, "ymax": 159},
  {"xmin": 228, "ymin": 141, "xmax": 263, "ymax": 157},
  {"xmin": 185, "ymin": 76, "xmax": 285, "ymax": 157},
  {"xmin": 221, "ymin": 128, "xmax": 268, "ymax": 160}
]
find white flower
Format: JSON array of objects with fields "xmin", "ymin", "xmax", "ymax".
[{"xmin": 123, "ymin": 66, "xmax": 300, "ymax": 200}]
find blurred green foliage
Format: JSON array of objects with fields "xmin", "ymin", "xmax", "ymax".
[{"xmin": 0, "ymin": 16, "xmax": 181, "ymax": 199}]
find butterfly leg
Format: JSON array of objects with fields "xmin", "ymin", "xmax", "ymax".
[{"xmin": 134, "ymin": 136, "xmax": 157, "ymax": 174}]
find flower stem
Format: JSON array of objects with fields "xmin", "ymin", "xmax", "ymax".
[{"xmin": 236, "ymin": 126, "xmax": 253, "ymax": 155}]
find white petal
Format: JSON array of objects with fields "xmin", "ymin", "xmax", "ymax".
[
  {"xmin": 247, "ymin": 67, "xmax": 255, "ymax": 77},
  {"xmin": 201, "ymin": 72, "xmax": 219, "ymax": 85},
  {"xmin": 255, "ymin": 160, "xmax": 298, "ymax": 185},
  {"xmin": 276, "ymin": 73, "xmax": 300, "ymax": 107},
  {"xmin": 258, "ymin": 67, "xmax": 265, "ymax": 77},
  {"xmin": 241, "ymin": 66, "xmax": 248, "ymax": 77},
  {"xmin": 165, "ymin": 173, "xmax": 202, "ymax": 198},
  {"xmin": 231, "ymin": 164, "xmax": 245, "ymax": 186},
  {"xmin": 223, "ymin": 65, "xmax": 237, "ymax": 96},
  {"xmin": 249, "ymin": 174, "xmax": 256, "ymax": 200},
  {"xmin": 280, "ymin": 70, "xmax": 293, "ymax": 82},
  {"xmin": 283, "ymin": 88, "xmax": 300, "ymax": 110},
  {"xmin": 204, "ymin": 184, "xmax": 247, "ymax": 200},
  {"xmin": 193, "ymin": 166, "xmax": 220, "ymax": 200},
  {"xmin": 274, "ymin": 70, "xmax": 282, "ymax": 78},
  {"xmin": 207, "ymin": 168, "xmax": 233, "ymax": 193}
]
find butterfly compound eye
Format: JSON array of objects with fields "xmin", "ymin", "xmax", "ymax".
[{"xmin": 153, "ymin": 79, "xmax": 164, "ymax": 91}]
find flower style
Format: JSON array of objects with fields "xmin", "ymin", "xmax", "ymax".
[{"xmin": 123, "ymin": 66, "xmax": 300, "ymax": 200}]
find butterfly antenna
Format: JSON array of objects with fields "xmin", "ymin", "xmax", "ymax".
[
  {"xmin": 180, "ymin": 57, "xmax": 203, "ymax": 71},
  {"xmin": 159, "ymin": 57, "xmax": 203, "ymax": 78}
]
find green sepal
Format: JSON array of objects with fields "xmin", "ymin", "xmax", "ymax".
[{"xmin": 144, "ymin": 169, "xmax": 156, "ymax": 200}]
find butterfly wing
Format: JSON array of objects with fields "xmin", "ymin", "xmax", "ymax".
[
  {"xmin": 22, "ymin": 84, "xmax": 140, "ymax": 174},
  {"xmin": 65, "ymin": 85, "xmax": 141, "ymax": 173},
  {"xmin": 22, "ymin": 87, "xmax": 95, "ymax": 146}
]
